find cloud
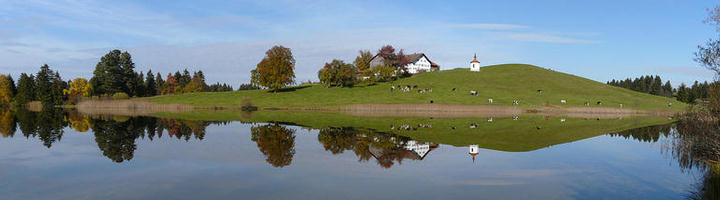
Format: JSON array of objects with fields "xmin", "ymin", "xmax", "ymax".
[
  {"xmin": 452, "ymin": 23, "xmax": 530, "ymax": 30},
  {"xmin": 501, "ymin": 33, "xmax": 599, "ymax": 44}
]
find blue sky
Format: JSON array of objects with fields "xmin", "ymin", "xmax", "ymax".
[{"xmin": 0, "ymin": 0, "xmax": 717, "ymax": 86}]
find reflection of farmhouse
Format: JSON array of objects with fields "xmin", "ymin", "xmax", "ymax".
[{"xmin": 369, "ymin": 53, "xmax": 440, "ymax": 74}]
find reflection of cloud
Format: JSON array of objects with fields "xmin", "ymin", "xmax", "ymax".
[
  {"xmin": 452, "ymin": 23, "xmax": 530, "ymax": 30},
  {"xmin": 502, "ymin": 33, "xmax": 599, "ymax": 44},
  {"xmin": 495, "ymin": 169, "xmax": 590, "ymax": 178},
  {"xmin": 453, "ymin": 180, "xmax": 525, "ymax": 186}
]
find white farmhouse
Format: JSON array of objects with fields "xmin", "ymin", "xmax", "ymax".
[
  {"xmin": 369, "ymin": 53, "xmax": 439, "ymax": 74},
  {"xmin": 470, "ymin": 54, "xmax": 481, "ymax": 71}
]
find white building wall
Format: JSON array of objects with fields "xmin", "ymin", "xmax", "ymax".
[{"xmin": 406, "ymin": 56, "xmax": 432, "ymax": 74}]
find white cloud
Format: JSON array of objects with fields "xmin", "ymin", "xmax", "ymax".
[{"xmin": 501, "ymin": 33, "xmax": 599, "ymax": 44}]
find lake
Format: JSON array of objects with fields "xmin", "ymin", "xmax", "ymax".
[{"xmin": 0, "ymin": 109, "xmax": 714, "ymax": 200}]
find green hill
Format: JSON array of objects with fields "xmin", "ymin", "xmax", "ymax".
[{"xmin": 147, "ymin": 64, "xmax": 685, "ymax": 111}]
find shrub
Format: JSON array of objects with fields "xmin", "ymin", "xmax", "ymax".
[{"xmin": 112, "ymin": 92, "xmax": 130, "ymax": 100}]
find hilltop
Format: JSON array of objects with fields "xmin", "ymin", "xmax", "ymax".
[{"xmin": 146, "ymin": 64, "xmax": 686, "ymax": 111}]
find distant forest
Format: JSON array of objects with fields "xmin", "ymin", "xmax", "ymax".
[{"xmin": 607, "ymin": 75, "xmax": 709, "ymax": 104}]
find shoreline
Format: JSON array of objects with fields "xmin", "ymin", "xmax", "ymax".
[{"xmin": 68, "ymin": 100, "xmax": 681, "ymax": 118}]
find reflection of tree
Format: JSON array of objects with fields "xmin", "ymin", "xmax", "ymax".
[
  {"xmin": 67, "ymin": 111, "xmax": 91, "ymax": 132},
  {"xmin": 317, "ymin": 127, "xmax": 436, "ymax": 168},
  {"xmin": 15, "ymin": 109, "xmax": 37, "ymax": 138},
  {"xmin": 251, "ymin": 123, "xmax": 296, "ymax": 168},
  {"xmin": 662, "ymin": 112, "xmax": 720, "ymax": 199},
  {"xmin": 607, "ymin": 124, "xmax": 672, "ymax": 143},
  {"xmin": 0, "ymin": 109, "xmax": 16, "ymax": 138},
  {"xmin": 92, "ymin": 117, "xmax": 144, "ymax": 163},
  {"xmin": 35, "ymin": 109, "xmax": 66, "ymax": 148}
]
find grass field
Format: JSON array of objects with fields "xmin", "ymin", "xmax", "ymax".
[
  {"xmin": 147, "ymin": 64, "xmax": 686, "ymax": 111},
  {"xmin": 152, "ymin": 110, "xmax": 674, "ymax": 152}
]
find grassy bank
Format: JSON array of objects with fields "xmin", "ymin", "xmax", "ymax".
[
  {"xmin": 145, "ymin": 64, "xmax": 686, "ymax": 111},
  {"xmin": 152, "ymin": 110, "xmax": 673, "ymax": 152}
]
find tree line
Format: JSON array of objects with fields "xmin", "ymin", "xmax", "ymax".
[
  {"xmin": 607, "ymin": 75, "xmax": 711, "ymax": 104},
  {"xmin": 0, "ymin": 49, "xmax": 240, "ymax": 107}
]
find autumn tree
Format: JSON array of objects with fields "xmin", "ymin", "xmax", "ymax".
[
  {"xmin": 0, "ymin": 75, "xmax": 14, "ymax": 106},
  {"xmin": 63, "ymin": 78, "xmax": 92, "ymax": 104},
  {"xmin": 318, "ymin": 59, "xmax": 358, "ymax": 87},
  {"xmin": 696, "ymin": 6, "xmax": 720, "ymax": 111},
  {"xmin": 372, "ymin": 65, "xmax": 396, "ymax": 82},
  {"xmin": 251, "ymin": 45, "xmax": 296, "ymax": 92},
  {"xmin": 353, "ymin": 50, "xmax": 374, "ymax": 72}
]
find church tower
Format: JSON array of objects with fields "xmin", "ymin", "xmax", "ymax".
[{"xmin": 470, "ymin": 54, "xmax": 481, "ymax": 71}]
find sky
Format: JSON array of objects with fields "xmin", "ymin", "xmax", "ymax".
[{"xmin": 0, "ymin": 0, "xmax": 718, "ymax": 87}]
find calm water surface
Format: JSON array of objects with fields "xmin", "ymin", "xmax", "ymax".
[{"xmin": 0, "ymin": 109, "xmax": 711, "ymax": 199}]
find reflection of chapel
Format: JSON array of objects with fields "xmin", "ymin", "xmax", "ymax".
[{"xmin": 469, "ymin": 145, "xmax": 479, "ymax": 163}]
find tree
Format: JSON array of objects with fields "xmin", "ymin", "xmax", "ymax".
[
  {"xmin": 162, "ymin": 73, "xmax": 178, "ymax": 95},
  {"xmin": 0, "ymin": 75, "xmax": 14, "ymax": 106},
  {"xmin": 353, "ymin": 50, "xmax": 373, "ymax": 72},
  {"xmin": 251, "ymin": 45, "xmax": 296, "ymax": 92},
  {"xmin": 14, "ymin": 73, "xmax": 35, "ymax": 105},
  {"xmin": 145, "ymin": 70, "xmax": 157, "ymax": 96},
  {"xmin": 154, "ymin": 72, "xmax": 164, "ymax": 95},
  {"xmin": 35, "ymin": 64, "xmax": 55, "ymax": 106},
  {"xmin": 318, "ymin": 59, "xmax": 357, "ymax": 87},
  {"xmin": 91, "ymin": 50, "xmax": 137, "ymax": 96},
  {"xmin": 7, "ymin": 75, "xmax": 16, "ymax": 97},
  {"xmin": 372, "ymin": 65, "xmax": 396, "ymax": 82},
  {"xmin": 63, "ymin": 78, "xmax": 92, "ymax": 104}
]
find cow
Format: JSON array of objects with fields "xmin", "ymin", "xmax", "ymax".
[
  {"xmin": 560, "ymin": 118, "xmax": 566, "ymax": 122},
  {"xmin": 390, "ymin": 85, "xmax": 395, "ymax": 92},
  {"xmin": 560, "ymin": 99, "xmax": 567, "ymax": 104},
  {"xmin": 451, "ymin": 126, "xmax": 456, "ymax": 130},
  {"xmin": 469, "ymin": 123, "xmax": 478, "ymax": 129},
  {"xmin": 596, "ymin": 101, "xmax": 602, "ymax": 105},
  {"xmin": 537, "ymin": 89, "xmax": 543, "ymax": 94},
  {"xmin": 513, "ymin": 116, "xmax": 519, "ymax": 120},
  {"xmin": 488, "ymin": 117, "xmax": 493, "ymax": 122},
  {"xmin": 488, "ymin": 98, "xmax": 494, "ymax": 104},
  {"xmin": 430, "ymin": 100, "xmax": 434, "ymax": 104},
  {"xmin": 584, "ymin": 102, "xmax": 590, "ymax": 106},
  {"xmin": 470, "ymin": 90, "xmax": 478, "ymax": 96},
  {"xmin": 619, "ymin": 103, "xmax": 623, "ymax": 108},
  {"xmin": 452, "ymin": 88, "xmax": 456, "ymax": 92},
  {"xmin": 512, "ymin": 100, "xmax": 519, "ymax": 105},
  {"xmin": 668, "ymin": 102, "xmax": 673, "ymax": 107}
]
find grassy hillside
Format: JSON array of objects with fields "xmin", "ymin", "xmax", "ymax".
[
  {"xmin": 147, "ymin": 64, "xmax": 685, "ymax": 111},
  {"xmin": 152, "ymin": 110, "xmax": 674, "ymax": 152}
]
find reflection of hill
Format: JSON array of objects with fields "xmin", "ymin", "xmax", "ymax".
[{"xmin": 154, "ymin": 110, "xmax": 674, "ymax": 152}]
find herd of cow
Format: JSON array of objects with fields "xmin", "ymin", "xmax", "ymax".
[{"xmin": 388, "ymin": 85, "xmax": 676, "ymax": 108}]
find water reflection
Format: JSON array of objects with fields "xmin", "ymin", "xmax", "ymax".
[
  {"xmin": 318, "ymin": 127, "xmax": 438, "ymax": 168},
  {"xmin": 2, "ymin": 108, "xmax": 720, "ymax": 199},
  {"xmin": 250, "ymin": 123, "xmax": 296, "ymax": 167}
]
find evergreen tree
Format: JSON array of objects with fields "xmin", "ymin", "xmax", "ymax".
[
  {"xmin": 90, "ymin": 50, "xmax": 137, "ymax": 96},
  {"xmin": 8, "ymin": 75, "xmax": 16, "ymax": 97},
  {"xmin": 663, "ymin": 81, "xmax": 673, "ymax": 97},
  {"xmin": 145, "ymin": 70, "xmax": 156, "ymax": 96},
  {"xmin": 14, "ymin": 73, "xmax": 35, "ymax": 105},
  {"xmin": 155, "ymin": 72, "xmax": 164, "ymax": 95},
  {"xmin": 35, "ymin": 64, "xmax": 54, "ymax": 106}
]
